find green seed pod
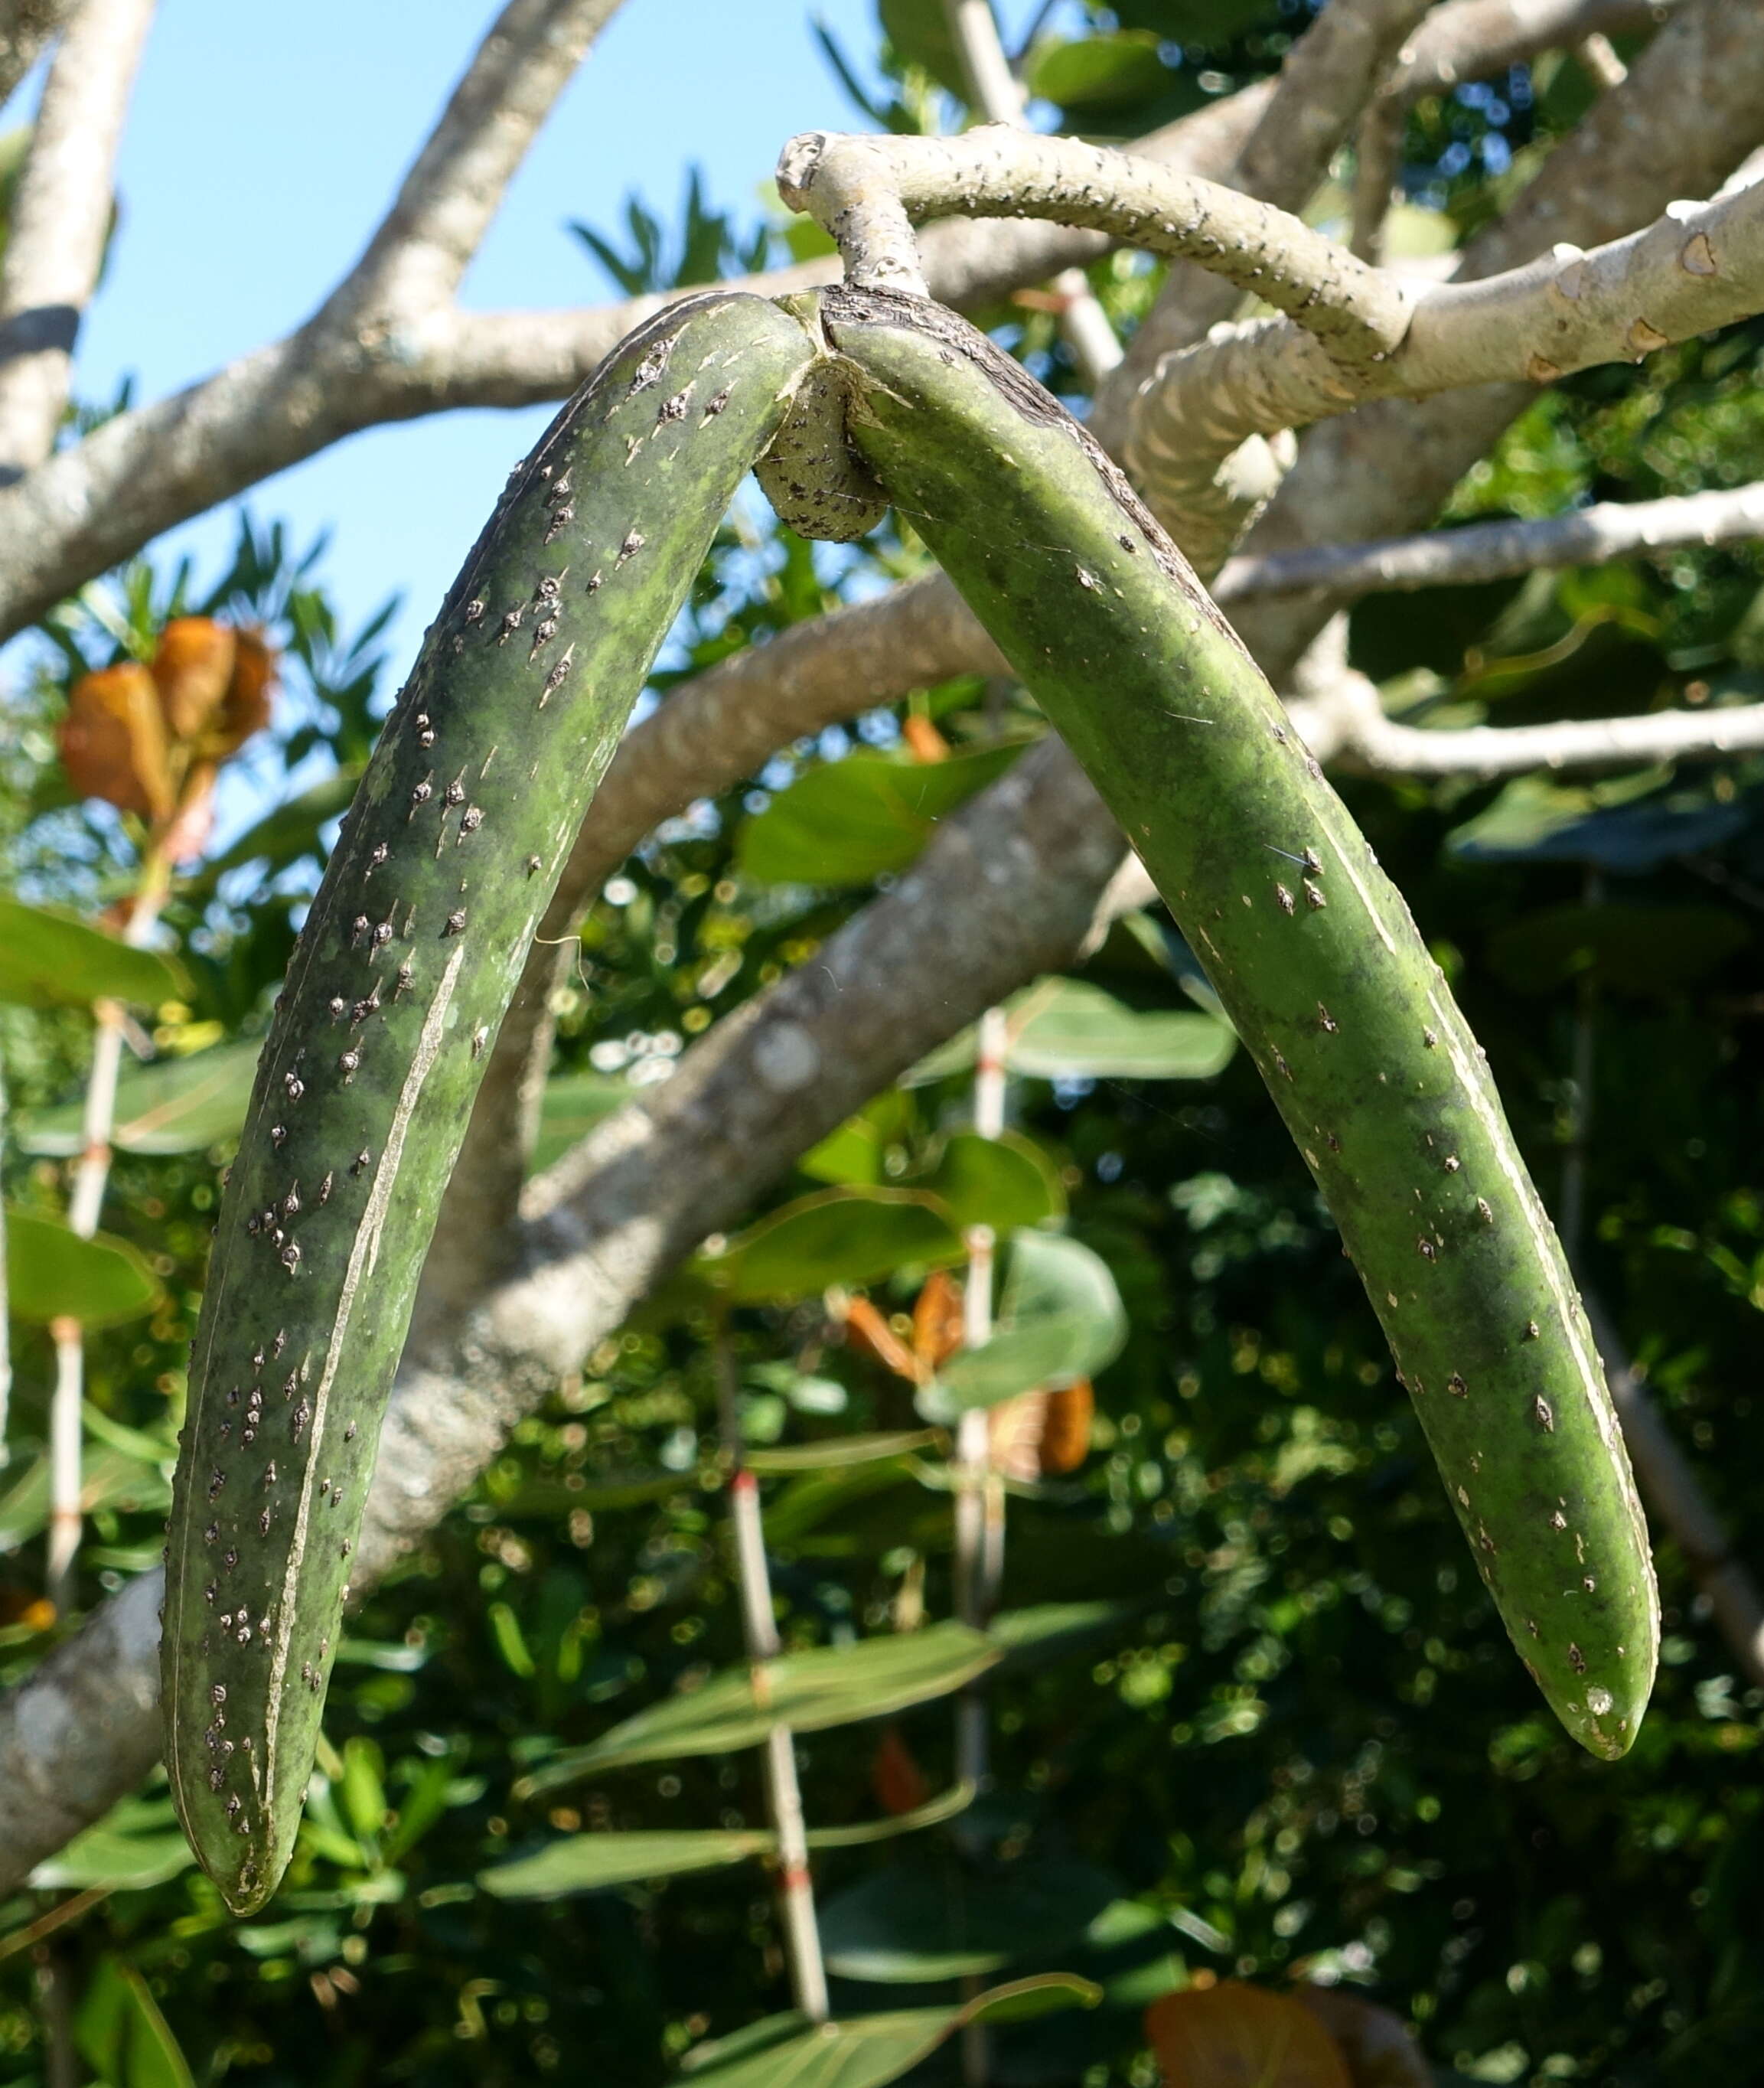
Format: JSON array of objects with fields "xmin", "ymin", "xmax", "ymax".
[
  {"xmin": 162, "ymin": 292, "xmax": 819, "ymax": 1913},
  {"xmin": 818, "ymin": 283, "xmax": 1657, "ymax": 1759}
]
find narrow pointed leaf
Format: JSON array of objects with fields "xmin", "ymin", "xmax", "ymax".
[
  {"xmin": 515, "ymin": 1621, "xmax": 998, "ymax": 1792},
  {"xmin": 702, "ymin": 1186, "xmax": 962, "ymax": 1303},
  {"xmin": 14, "ymin": 1041, "xmax": 262, "ymax": 1157}
]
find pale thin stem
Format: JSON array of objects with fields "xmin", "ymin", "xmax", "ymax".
[
  {"xmin": 0, "ymin": 0, "xmax": 156, "ymax": 482},
  {"xmin": 940, "ymin": 0, "xmax": 1120, "ymax": 385},
  {"xmin": 45, "ymin": 856, "xmax": 168, "ymax": 1614},
  {"xmin": 712, "ymin": 1324, "xmax": 828, "ymax": 2024},
  {"xmin": 776, "ymin": 128, "xmax": 1413, "ymax": 361}
]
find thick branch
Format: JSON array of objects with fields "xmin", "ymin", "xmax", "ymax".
[
  {"xmin": 0, "ymin": 739, "xmax": 1130, "ymax": 1895},
  {"xmin": 0, "ymin": 0, "xmax": 70, "ymax": 104},
  {"xmin": 337, "ymin": 0, "xmax": 627, "ymax": 320},
  {"xmin": 1214, "ymin": 478, "xmax": 1764, "ymax": 604},
  {"xmin": 1226, "ymin": 0, "xmax": 1764, "ymax": 686},
  {"xmin": 1136, "ymin": 175, "xmax": 1764, "ymax": 481},
  {"xmin": 0, "ymin": 85, "xmax": 1260, "ymax": 644},
  {"xmin": 777, "ymin": 126, "xmax": 1413, "ymax": 362},
  {"xmin": 1393, "ymin": 0, "xmax": 1676, "ymax": 103},
  {"xmin": 0, "ymin": 0, "xmax": 155, "ymax": 481}
]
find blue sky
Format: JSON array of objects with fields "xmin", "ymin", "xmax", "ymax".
[{"xmin": 4, "ymin": 1, "xmax": 1053, "ymax": 693}]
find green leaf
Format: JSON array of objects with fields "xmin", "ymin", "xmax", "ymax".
[
  {"xmin": 76, "ymin": 1956, "xmax": 197, "ymax": 2088},
  {"xmin": 31, "ymin": 1797, "xmax": 194, "ymax": 1893},
  {"xmin": 1445, "ymin": 771, "xmax": 1748, "ymax": 870},
  {"xmin": 0, "ymin": 1443, "xmax": 171, "ymax": 1549},
  {"xmin": 529, "ymin": 1068, "xmax": 628, "ymax": 1175},
  {"xmin": 703, "ymin": 1187, "xmax": 963, "ymax": 1303},
  {"xmin": 800, "ymin": 1115, "xmax": 885, "ymax": 1188},
  {"xmin": 907, "ymin": 977, "xmax": 1235, "ymax": 1084},
  {"xmin": 922, "ymin": 1232, "xmax": 1127, "ymax": 1415},
  {"xmin": 746, "ymin": 1431, "xmax": 941, "ymax": 1473},
  {"xmin": 480, "ymin": 1783, "xmax": 974, "ymax": 1900},
  {"xmin": 920, "ymin": 1129, "xmax": 1064, "ymax": 1232},
  {"xmin": 680, "ymin": 1975, "xmax": 1100, "ymax": 2084},
  {"xmin": 819, "ymin": 1856, "xmax": 1122, "ymax": 1982},
  {"xmin": 14, "ymin": 1039, "xmax": 262, "ymax": 1157},
  {"xmin": 737, "ymin": 744, "xmax": 1028, "ymax": 888},
  {"xmin": 1027, "ymin": 31, "xmax": 1169, "ymax": 113},
  {"xmin": 0, "ymin": 897, "xmax": 184, "ymax": 1010},
  {"xmin": 4, "ymin": 1209, "xmax": 161, "ymax": 1326},
  {"xmin": 514, "ymin": 1621, "xmax": 999, "ymax": 1792},
  {"xmin": 482, "ymin": 1826, "xmax": 774, "ymax": 1898},
  {"xmin": 877, "ymin": 0, "xmax": 969, "ymax": 97}
]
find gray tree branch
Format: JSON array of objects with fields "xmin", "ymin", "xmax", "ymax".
[
  {"xmin": 1214, "ymin": 477, "xmax": 1764, "ymax": 604},
  {"xmin": 0, "ymin": 0, "xmax": 155, "ymax": 481},
  {"xmin": 0, "ymin": 0, "xmax": 71, "ymax": 106}
]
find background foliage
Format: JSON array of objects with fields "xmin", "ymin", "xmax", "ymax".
[{"xmin": 2, "ymin": 4, "xmax": 1762, "ymax": 2084}]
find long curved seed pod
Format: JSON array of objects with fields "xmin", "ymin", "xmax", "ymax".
[
  {"xmin": 162, "ymin": 292, "xmax": 820, "ymax": 1913},
  {"xmin": 810, "ymin": 283, "xmax": 1657, "ymax": 1759}
]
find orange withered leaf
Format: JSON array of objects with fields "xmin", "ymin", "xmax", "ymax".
[
  {"xmin": 1146, "ymin": 1981, "xmax": 1352, "ymax": 2088},
  {"xmin": 59, "ymin": 661, "xmax": 175, "ymax": 822},
  {"xmin": 215, "ymin": 627, "xmax": 277, "ymax": 754},
  {"xmin": 912, "ymin": 1267, "xmax": 965, "ymax": 1371},
  {"xmin": 1294, "ymin": 1989, "xmax": 1430, "ymax": 2088},
  {"xmin": 150, "ymin": 617, "xmax": 236, "ymax": 741},
  {"xmin": 843, "ymin": 1294, "xmax": 920, "ymax": 1382},
  {"xmin": 870, "ymin": 1724, "xmax": 932, "ymax": 1816},
  {"xmin": 900, "ymin": 713, "xmax": 950, "ymax": 763},
  {"xmin": 1038, "ymin": 1377, "xmax": 1094, "ymax": 1474}
]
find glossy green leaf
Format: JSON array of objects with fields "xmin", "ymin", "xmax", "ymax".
[
  {"xmin": 514, "ymin": 1621, "xmax": 998, "ymax": 1792},
  {"xmin": 922, "ymin": 1232, "xmax": 1126, "ymax": 1415},
  {"xmin": 481, "ymin": 1826, "xmax": 773, "ymax": 1898},
  {"xmin": 746, "ymin": 1430, "xmax": 941, "ymax": 1473},
  {"xmin": 799, "ymin": 1114, "xmax": 885, "ymax": 1188},
  {"xmin": 680, "ymin": 1975, "xmax": 1099, "ymax": 2085},
  {"xmin": 481, "ymin": 1782, "xmax": 974, "ymax": 1900},
  {"xmin": 529, "ymin": 1068, "xmax": 628, "ymax": 1176},
  {"xmin": 0, "ymin": 896, "xmax": 184, "ymax": 1010},
  {"xmin": 1446, "ymin": 771, "xmax": 1748, "ymax": 869},
  {"xmin": 1027, "ymin": 31, "xmax": 1169, "ymax": 112},
  {"xmin": 820, "ymin": 1855, "xmax": 1122, "ymax": 1981},
  {"xmin": 737, "ymin": 743, "xmax": 1027, "ymax": 888},
  {"xmin": 31, "ymin": 1797, "xmax": 194, "ymax": 1893},
  {"xmin": 4, "ymin": 1208, "xmax": 161, "ymax": 1326},
  {"xmin": 77, "ymin": 1956, "xmax": 197, "ymax": 2088},
  {"xmin": 908, "ymin": 976, "xmax": 1235, "ymax": 1084},
  {"xmin": 0, "ymin": 1443, "xmax": 171, "ymax": 1548},
  {"xmin": 14, "ymin": 1040, "xmax": 262, "ymax": 1157},
  {"xmin": 702, "ymin": 1187, "xmax": 962, "ymax": 1303},
  {"xmin": 877, "ymin": 0, "xmax": 969, "ymax": 97},
  {"xmin": 921, "ymin": 1129, "xmax": 1064, "ymax": 1232}
]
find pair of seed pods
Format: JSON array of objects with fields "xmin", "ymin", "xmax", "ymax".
[{"xmin": 162, "ymin": 285, "xmax": 1657, "ymax": 1913}]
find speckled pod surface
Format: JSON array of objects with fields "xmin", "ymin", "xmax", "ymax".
[
  {"xmin": 161, "ymin": 292, "xmax": 818, "ymax": 1913},
  {"xmin": 817, "ymin": 284, "xmax": 1658, "ymax": 1759}
]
